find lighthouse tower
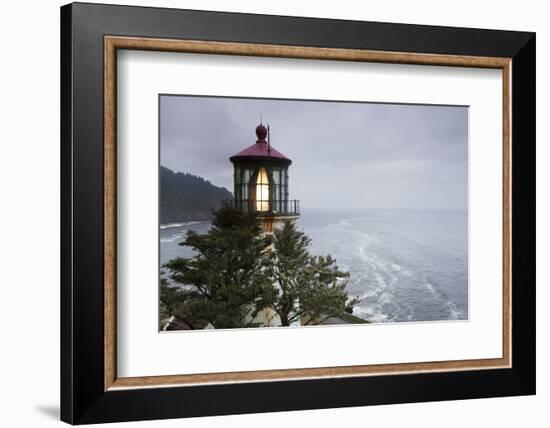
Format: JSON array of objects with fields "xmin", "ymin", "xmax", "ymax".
[
  {"xmin": 223, "ymin": 122, "xmax": 300, "ymax": 327},
  {"xmin": 226, "ymin": 123, "xmax": 300, "ymax": 233}
]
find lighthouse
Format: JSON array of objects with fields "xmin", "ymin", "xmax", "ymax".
[{"xmin": 226, "ymin": 123, "xmax": 300, "ymax": 233}]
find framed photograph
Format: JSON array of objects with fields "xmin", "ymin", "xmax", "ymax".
[{"xmin": 60, "ymin": 2, "xmax": 535, "ymax": 424}]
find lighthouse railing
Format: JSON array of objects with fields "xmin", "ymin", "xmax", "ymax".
[{"xmin": 221, "ymin": 199, "xmax": 300, "ymax": 216}]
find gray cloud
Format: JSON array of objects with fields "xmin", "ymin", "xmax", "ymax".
[{"xmin": 160, "ymin": 95, "xmax": 468, "ymax": 210}]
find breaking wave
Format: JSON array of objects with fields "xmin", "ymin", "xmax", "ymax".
[{"xmin": 160, "ymin": 221, "xmax": 204, "ymax": 230}]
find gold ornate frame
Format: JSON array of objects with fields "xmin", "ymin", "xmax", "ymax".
[{"xmin": 103, "ymin": 36, "xmax": 512, "ymax": 391}]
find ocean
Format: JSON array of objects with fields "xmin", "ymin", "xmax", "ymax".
[{"xmin": 160, "ymin": 209, "xmax": 468, "ymax": 323}]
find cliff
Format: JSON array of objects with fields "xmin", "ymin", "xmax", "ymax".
[{"xmin": 160, "ymin": 166, "xmax": 232, "ymax": 224}]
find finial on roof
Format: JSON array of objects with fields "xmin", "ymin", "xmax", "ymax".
[{"xmin": 255, "ymin": 123, "xmax": 267, "ymax": 141}]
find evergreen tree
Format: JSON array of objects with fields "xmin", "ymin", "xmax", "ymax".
[
  {"xmin": 162, "ymin": 207, "xmax": 272, "ymax": 329},
  {"xmin": 263, "ymin": 221, "xmax": 359, "ymax": 326}
]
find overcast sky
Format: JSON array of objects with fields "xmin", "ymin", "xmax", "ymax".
[{"xmin": 160, "ymin": 95, "xmax": 468, "ymax": 210}]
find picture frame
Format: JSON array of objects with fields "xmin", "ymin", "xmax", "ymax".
[{"xmin": 60, "ymin": 2, "xmax": 535, "ymax": 424}]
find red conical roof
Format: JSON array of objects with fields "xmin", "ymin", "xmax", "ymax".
[{"xmin": 230, "ymin": 123, "xmax": 291, "ymax": 164}]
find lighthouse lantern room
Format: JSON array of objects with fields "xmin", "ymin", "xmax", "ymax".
[{"xmin": 224, "ymin": 123, "xmax": 300, "ymax": 232}]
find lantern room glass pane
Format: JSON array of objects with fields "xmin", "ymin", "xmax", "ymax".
[
  {"xmin": 273, "ymin": 184, "xmax": 281, "ymax": 212},
  {"xmin": 235, "ymin": 166, "xmax": 241, "ymax": 185},
  {"xmin": 256, "ymin": 167, "xmax": 269, "ymax": 212},
  {"xmin": 272, "ymin": 168, "xmax": 280, "ymax": 184}
]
